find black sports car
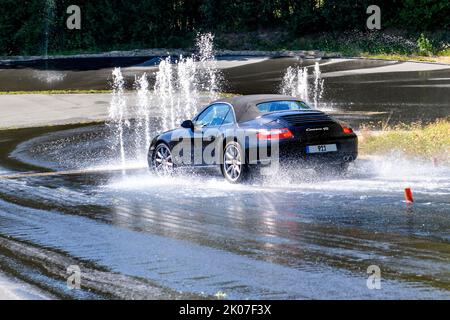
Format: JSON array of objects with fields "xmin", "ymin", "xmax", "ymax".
[{"xmin": 148, "ymin": 94, "xmax": 358, "ymax": 183}]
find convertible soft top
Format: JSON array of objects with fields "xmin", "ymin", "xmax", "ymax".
[{"xmin": 213, "ymin": 94, "xmax": 300, "ymax": 123}]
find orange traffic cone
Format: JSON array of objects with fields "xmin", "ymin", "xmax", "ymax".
[{"xmin": 404, "ymin": 188, "xmax": 414, "ymax": 203}]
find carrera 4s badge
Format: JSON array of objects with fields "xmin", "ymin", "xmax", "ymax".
[{"xmin": 306, "ymin": 127, "xmax": 329, "ymax": 132}]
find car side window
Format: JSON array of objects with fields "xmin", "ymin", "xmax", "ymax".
[
  {"xmin": 222, "ymin": 108, "xmax": 235, "ymax": 125},
  {"xmin": 194, "ymin": 103, "xmax": 232, "ymax": 127}
]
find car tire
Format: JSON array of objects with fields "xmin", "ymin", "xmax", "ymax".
[
  {"xmin": 149, "ymin": 143, "xmax": 174, "ymax": 176},
  {"xmin": 221, "ymin": 141, "xmax": 249, "ymax": 183}
]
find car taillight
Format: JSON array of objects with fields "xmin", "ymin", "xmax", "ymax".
[
  {"xmin": 257, "ymin": 128, "xmax": 293, "ymax": 140},
  {"xmin": 342, "ymin": 126, "xmax": 353, "ymax": 134}
]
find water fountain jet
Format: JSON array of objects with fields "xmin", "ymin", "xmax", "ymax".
[
  {"xmin": 280, "ymin": 62, "xmax": 324, "ymax": 109},
  {"xmin": 135, "ymin": 73, "xmax": 151, "ymax": 161},
  {"xmin": 154, "ymin": 57, "xmax": 175, "ymax": 132},
  {"xmin": 109, "ymin": 67, "xmax": 128, "ymax": 167},
  {"xmin": 107, "ymin": 33, "xmax": 222, "ymax": 168}
]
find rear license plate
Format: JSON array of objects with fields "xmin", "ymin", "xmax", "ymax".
[{"xmin": 306, "ymin": 144, "xmax": 337, "ymax": 153}]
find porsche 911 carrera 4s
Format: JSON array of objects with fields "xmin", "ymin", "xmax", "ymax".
[{"xmin": 148, "ymin": 94, "xmax": 358, "ymax": 183}]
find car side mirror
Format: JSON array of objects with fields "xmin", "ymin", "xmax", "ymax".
[{"xmin": 181, "ymin": 120, "xmax": 194, "ymax": 129}]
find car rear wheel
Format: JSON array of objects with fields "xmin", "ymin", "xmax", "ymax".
[
  {"xmin": 221, "ymin": 141, "xmax": 249, "ymax": 183},
  {"xmin": 150, "ymin": 143, "xmax": 174, "ymax": 176}
]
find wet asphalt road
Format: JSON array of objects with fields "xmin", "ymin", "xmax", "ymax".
[
  {"xmin": 0, "ymin": 57, "xmax": 449, "ymax": 299},
  {"xmin": 2, "ymin": 57, "xmax": 450, "ymax": 125},
  {"xmin": 0, "ymin": 123, "xmax": 448, "ymax": 299}
]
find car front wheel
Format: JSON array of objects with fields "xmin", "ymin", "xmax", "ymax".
[
  {"xmin": 221, "ymin": 141, "xmax": 249, "ymax": 183},
  {"xmin": 149, "ymin": 143, "xmax": 174, "ymax": 176}
]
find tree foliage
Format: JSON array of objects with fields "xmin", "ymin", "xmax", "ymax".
[{"xmin": 0, "ymin": 0, "xmax": 448, "ymax": 55}]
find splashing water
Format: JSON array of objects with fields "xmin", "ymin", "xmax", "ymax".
[
  {"xmin": 37, "ymin": 0, "xmax": 66, "ymax": 85},
  {"xmin": 196, "ymin": 32, "xmax": 215, "ymax": 62},
  {"xmin": 176, "ymin": 56, "xmax": 199, "ymax": 123},
  {"xmin": 312, "ymin": 62, "xmax": 324, "ymax": 109},
  {"xmin": 107, "ymin": 33, "xmax": 222, "ymax": 167},
  {"xmin": 109, "ymin": 68, "xmax": 128, "ymax": 166},
  {"xmin": 135, "ymin": 73, "xmax": 151, "ymax": 161},
  {"xmin": 195, "ymin": 32, "xmax": 221, "ymax": 101},
  {"xmin": 281, "ymin": 66, "xmax": 308, "ymax": 102},
  {"xmin": 153, "ymin": 57, "xmax": 175, "ymax": 131},
  {"xmin": 43, "ymin": 0, "xmax": 55, "ymax": 59},
  {"xmin": 280, "ymin": 62, "xmax": 324, "ymax": 109},
  {"xmin": 33, "ymin": 70, "xmax": 66, "ymax": 84},
  {"xmin": 153, "ymin": 32, "xmax": 221, "ymax": 131}
]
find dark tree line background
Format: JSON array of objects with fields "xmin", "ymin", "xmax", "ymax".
[{"xmin": 1, "ymin": 0, "xmax": 450, "ymax": 55}]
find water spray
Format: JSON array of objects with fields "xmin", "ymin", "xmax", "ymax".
[
  {"xmin": 280, "ymin": 62, "xmax": 324, "ymax": 109},
  {"xmin": 135, "ymin": 73, "xmax": 151, "ymax": 161},
  {"xmin": 109, "ymin": 67, "xmax": 128, "ymax": 167},
  {"xmin": 313, "ymin": 62, "xmax": 324, "ymax": 109},
  {"xmin": 108, "ymin": 33, "xmax": 222, "ymax": 168},
  {"xmin": 154, "ymin": 57, "xmax": 175, "ymax": 131}
]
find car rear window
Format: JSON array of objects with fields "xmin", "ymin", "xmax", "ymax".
[{"xmin": 256, "ymin": 100, "xmax": 311, "ymax": 114}]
